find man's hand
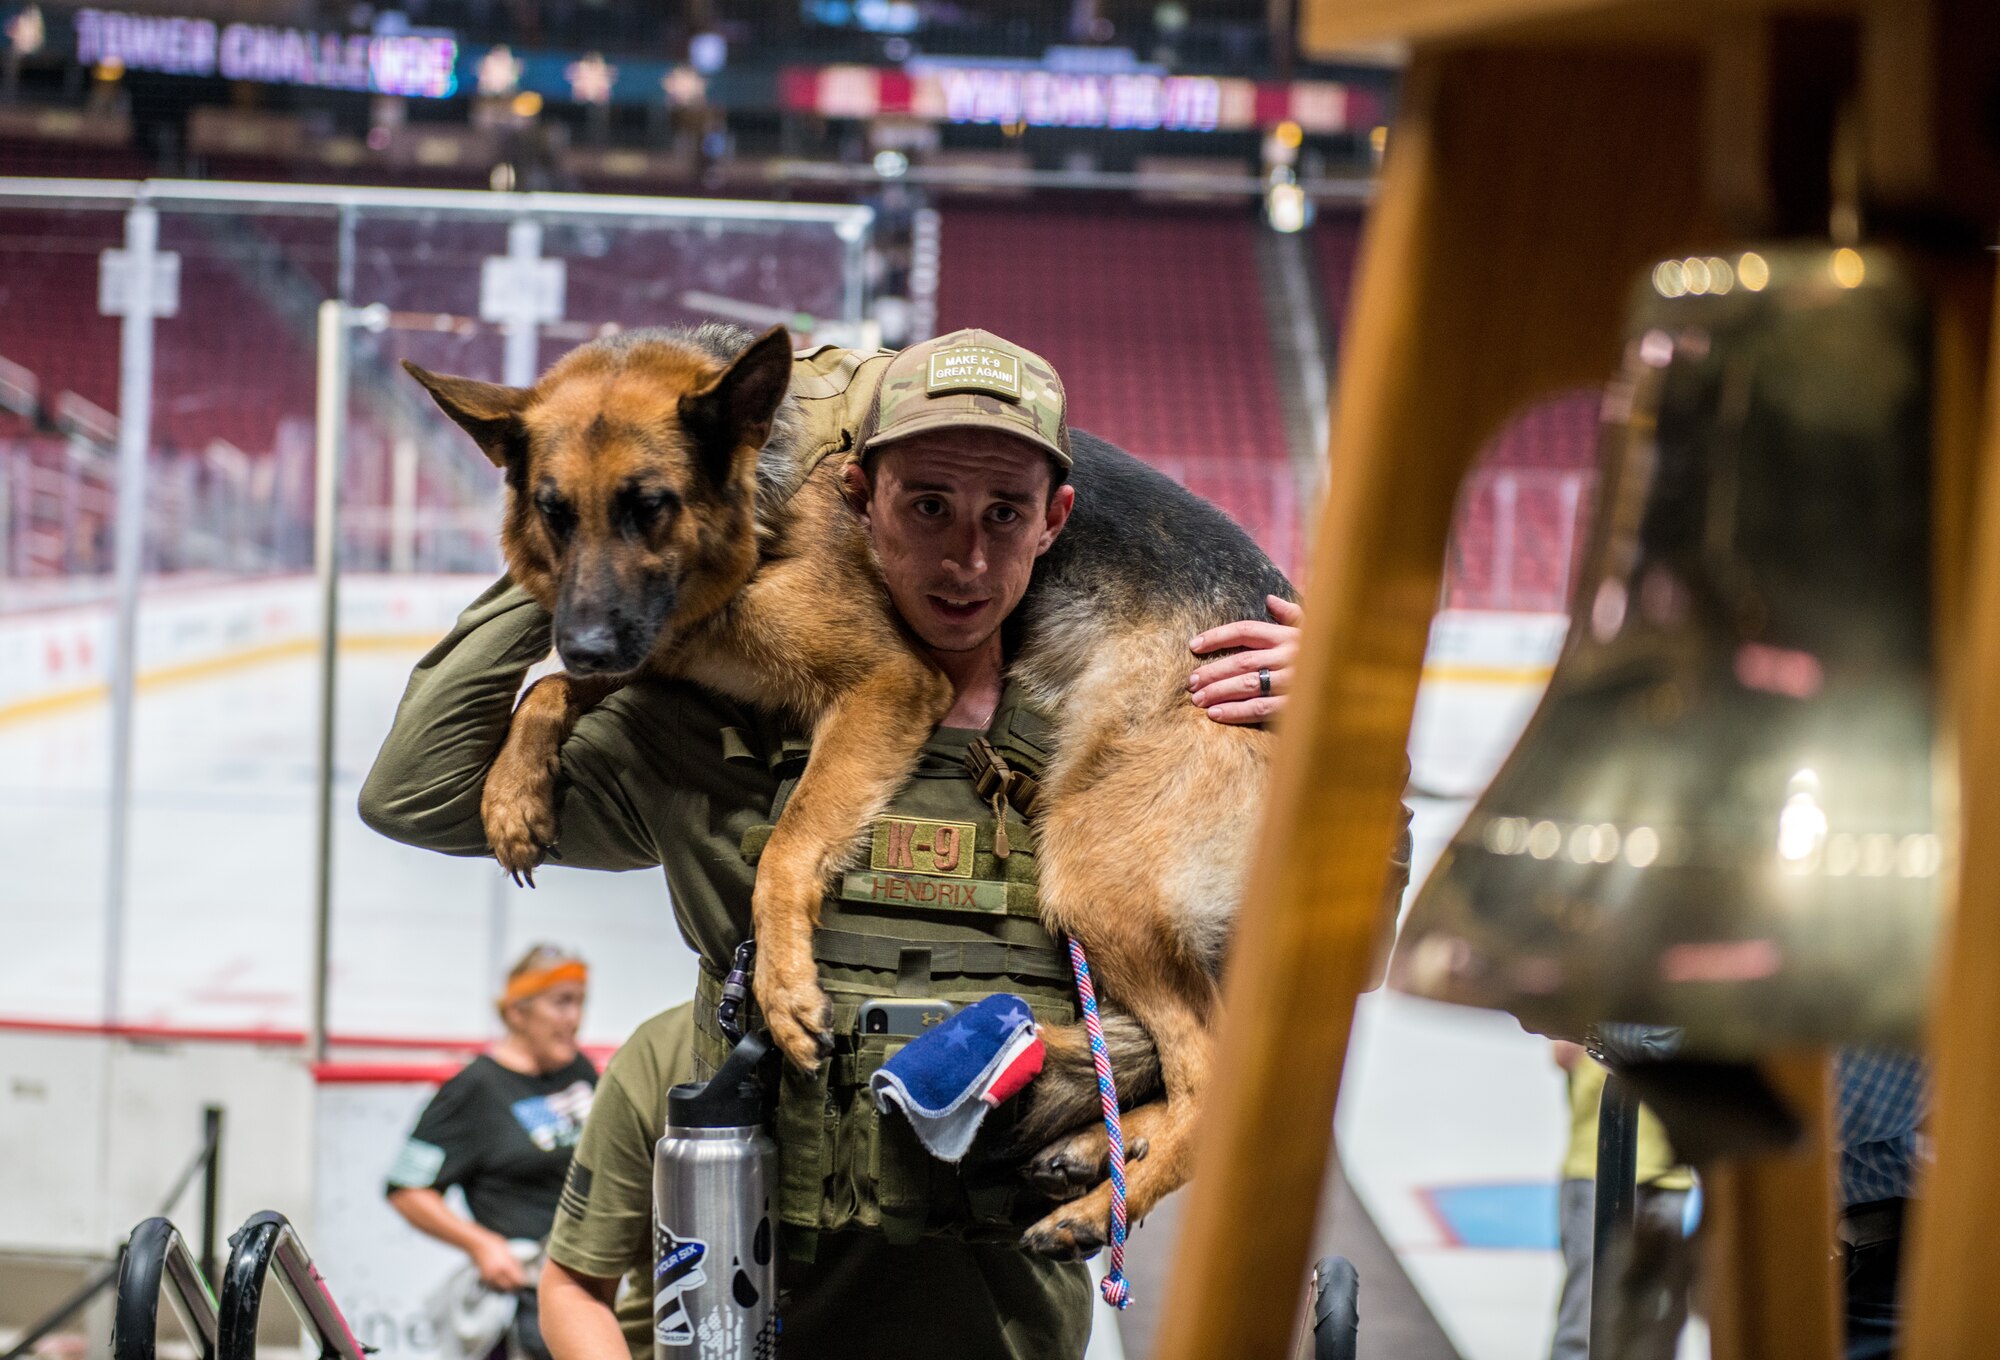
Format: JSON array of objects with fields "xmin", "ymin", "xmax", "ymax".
[
  {"xmin": 1188, "ymin": 595, "xmax": 1301, "ymax": 725},
  {"xmin": 387, "ymin": 1186, "xmax": 530, "ymax": 1291},
  {"xmin": 472, "ymin": 1231, "xmax": 528, "ymax": 1291}
]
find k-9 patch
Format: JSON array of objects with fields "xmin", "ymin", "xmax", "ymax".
[
  {"xmin": 871, "ymin": 816, "xmax": 976, "ymax": 878},
  {"xmin": 851, "ymin": 815, "xmax": 1010, "ymax": 913}
]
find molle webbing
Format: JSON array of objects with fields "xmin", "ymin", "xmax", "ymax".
[
  {"xmin": 691, "ymin": 966, "xmax": 1075, "ymax": 1254},
  {"xmin": 708, "ymin": 685, "xmax": 1076, "ymax": 1248},
  {"xmin": 967, "ymin": 689, "xmax": 1056, "ymax": 827},
  {"xmin": 692, "ymin": 967, "xmax": 1074, "ymax": 1073},
  {"xmin": 809, "ymin": 927, "xmax": 1071, "ymax": 988}
]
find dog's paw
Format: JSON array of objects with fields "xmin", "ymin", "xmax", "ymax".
[
  {"xmin": 1023, "ymin": 1131, "xmax": 1149, "ymax": 1202},
  {"xmin": 756, "ymin": 972, "xmax": 835, "ymax": 1073},
  {"xmin": 1021, "ymin": 1201, "xmax": 1109, "ymax": 1262},
  {"xmin": 482, "ymin": 784, "xmax": 558, "ymax": 888},
  {"xmin": 1024, "ymin": 1135, "xmax": 1101, "ymax": 1202}
]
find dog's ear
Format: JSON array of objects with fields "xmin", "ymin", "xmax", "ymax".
[
  {"xmin": 679, "ymin": 326, "xmax": 792, "ymax": 487},
  {"xmin": 404, "ymin": 361, "xmax": 532, "ymax": 473}
]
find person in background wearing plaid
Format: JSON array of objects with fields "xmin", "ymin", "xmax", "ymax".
[{"xmin": 1837, "ymin": 1049, "xmax": 1927, "ymax": 1360}]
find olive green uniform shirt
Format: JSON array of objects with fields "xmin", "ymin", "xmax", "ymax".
[
  {"xmin": 547, "ymin": 1003, "xmax": 1091, "ymax": 1360},
  {"xmin": 358, "ymin": 576, "xmax": 793, "ymax": 964},
  {"xmin": 549, "ymin": 1005, "xmax": 699, "ymax": 1359},
  {"xmin": 357, "ymin": 579, "xmax": 1092, "ymax": 1360}
]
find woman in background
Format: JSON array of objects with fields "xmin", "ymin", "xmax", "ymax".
[{"xmin": 387, "ymin": 945, "xmax": 596, "ymax": 1360}]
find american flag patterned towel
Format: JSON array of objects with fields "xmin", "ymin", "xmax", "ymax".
[{"xmin": 869, "ymin": 993, "xmax": 1046, "ymax": 1160}]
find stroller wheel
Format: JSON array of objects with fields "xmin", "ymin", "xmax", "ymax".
[{"xmin": 1311, "ymin": 1255, "xmax": 1359, "ymax": 1360}]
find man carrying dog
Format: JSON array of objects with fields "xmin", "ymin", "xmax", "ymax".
[{"xmin": 360, "ymin": 328, "xmax": 1376, "ymax": 1359}]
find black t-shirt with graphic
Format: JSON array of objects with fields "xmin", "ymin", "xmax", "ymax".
[{"xmin": 386, "ymin": 1053, "xmax": 599, "ymax": 1242}]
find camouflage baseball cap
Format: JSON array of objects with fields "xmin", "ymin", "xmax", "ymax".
[{"xmin": 860, "ymin": 328, "xmax": 1071, "ymax": 467}]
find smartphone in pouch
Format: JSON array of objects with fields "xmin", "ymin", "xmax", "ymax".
[{"xmin": 860, "ymin": 999, "xmax": 958, "ymax": 1037}]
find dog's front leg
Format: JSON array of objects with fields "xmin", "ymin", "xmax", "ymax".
[
  {"xmin": 483, "ymin": 671, "xmax": 622, "ymax": 885},
  {"xmin": 752, "ymin": 658, "xmax": 949, "ymax": 1070}
]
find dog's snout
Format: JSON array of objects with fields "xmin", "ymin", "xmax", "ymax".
[
  {"xmin": 553, "ymin": 559, "xmax": 673, "ymax": 678},
  {"xmin": 558, "ymin": 622, "xmax": 624, "ymax": 673}
]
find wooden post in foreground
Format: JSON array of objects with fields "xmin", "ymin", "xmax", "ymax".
[{"xmin": 1154, "ymin": 43, "xmax": 1717, "ymax": 1360}]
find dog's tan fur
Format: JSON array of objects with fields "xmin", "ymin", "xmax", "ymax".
[{"xmin": 407, "ymin": 324, "xmax": 1276, "ymax": 1256}]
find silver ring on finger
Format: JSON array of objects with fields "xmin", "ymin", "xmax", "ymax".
[{"xmin": 1258, "ymin": 668, "xmax": 1272, "ymax": 699}]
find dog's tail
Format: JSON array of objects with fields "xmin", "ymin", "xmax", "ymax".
[{"xmin": 1012, "ymin": 1009, "xmax": 1164, "ymax": 1151}]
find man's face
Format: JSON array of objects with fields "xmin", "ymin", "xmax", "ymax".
[{"xmin": 850, "ymin": 429, "xmax": 1075, "ymax": 654}]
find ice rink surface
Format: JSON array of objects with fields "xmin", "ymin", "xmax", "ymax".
[
  {"xmin": 0, "ymin": 584, "xmax": 1704, "ymax": 1360},
  {"xmin": 3, "ymin": 639, "xmax": 700, "ymax": 1043}
]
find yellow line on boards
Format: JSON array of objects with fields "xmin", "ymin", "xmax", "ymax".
[
  {"xmin": 0, "ymin": 636, "xmax": 1548, "ymax": 727},
  {"xmin": 0, "ymin": 632, "xmax": 446, "ymax": 726},
  {"xmin": 1418, "ymin": 662, "xmax": 1554, "ymax": 686}
]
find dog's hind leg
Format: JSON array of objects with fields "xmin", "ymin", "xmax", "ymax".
[
  {"xmin": 1016, "ymin": 667, "xmax": 1266, "ymax": 1258},
  {"xmin": 483, "ymin": 672, "xmax": 622, "ymax": 885},
  {"xmin": 1020, "ymin": 976, "xmax": 1214, "ymax": 1257},
  {"xmin": 1011, "ymin": 1008, "xmax": 1163, "ymax": 1154},
  {"xmin": 1022, "ymin": 1100, "xmax": 1163, "ymax": 1202}
]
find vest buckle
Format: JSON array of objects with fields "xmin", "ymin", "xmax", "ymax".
[
  {"xmin": 717, "ymin": 939, "xmax": 757, "ymax": 1042},
  {"xmin": 967, "ymin": 735, "xmax": 1041, "ymax": 825}
]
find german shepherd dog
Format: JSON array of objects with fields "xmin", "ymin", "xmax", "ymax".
[{"xmin": 405, "ymin": 323, "xmax": 1291, "ymax": 1256}]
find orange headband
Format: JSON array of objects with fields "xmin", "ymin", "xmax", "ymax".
[{"xmin": 500, "ymin": 960, "xmax": 588, "ymax": 1007}]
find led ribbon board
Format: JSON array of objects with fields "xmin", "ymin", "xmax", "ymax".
[
  {"xmin": 927, "ymin": 67, "xmax": 1225, "ymax": 131},
  {"xmin": 75, "ymin": 9, "xmax": 458, "ymax": 98}
]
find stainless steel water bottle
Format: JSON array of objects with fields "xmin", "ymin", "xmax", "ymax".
[{"xmin": 652, "ymin": 1032, "xmax": 778, "ymax": 1360}]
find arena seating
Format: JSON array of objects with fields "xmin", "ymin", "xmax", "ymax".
[
  {"xmin": 0, "ymin": 184, "xmax": 885, "ymax": 580},
  {"xmin": 1316, "ymin": 209, "xmax": 1365, "ymax": 344},
  {"xmin": 1307, "ymin": 211, "xmax": 1601, "ymax": 613},
  {"xmin": 0, "ymin": 137, "xmax": 152, "ymax": 181},
  {"xmin": 0, "ymin": 166, "xmax": 1591, "ymax": 608},
  {"xmin": 548, "ymin": 218, "xmax": 853, "ymax": 341},
  {"xmin": 934, "ymin": 202, "xmax": 1304, "ymax": 577},
  {"xmin": 1444, "ymin": 391, "xmax": 1601, "ymax": 613},
  {"xmin": 0, "ymin": 205, "xmax": 322, "ymax": 452},
  {"xmin": 198, "ymin": 153, "xmax": 492, "ymax": 192},
  {"xmin": 0, "ymin": 208, "xmax": 125, "ymax": 426},
  {"xmin": 156, "ymin": 229, "xmax": 319, "ymax": 455}
]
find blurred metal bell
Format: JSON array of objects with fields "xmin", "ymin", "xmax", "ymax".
[{"xmin": 1390, "ymin": 243, "xmax": 1943, "ymax": 1055}]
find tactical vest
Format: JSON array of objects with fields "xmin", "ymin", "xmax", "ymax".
[{"xmin": 691, "ymin": 684, "xmax": 1078, "ymax": 1260}]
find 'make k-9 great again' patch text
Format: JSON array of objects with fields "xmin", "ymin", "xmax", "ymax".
[{"xmin": 925, "ymin": 347, "xmax": 1021, "ymax": 400}]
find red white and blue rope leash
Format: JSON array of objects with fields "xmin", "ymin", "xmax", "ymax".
[{"xmin": 1066, "ymin": 936, "xmax": 1132, "ymax": 1309}]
